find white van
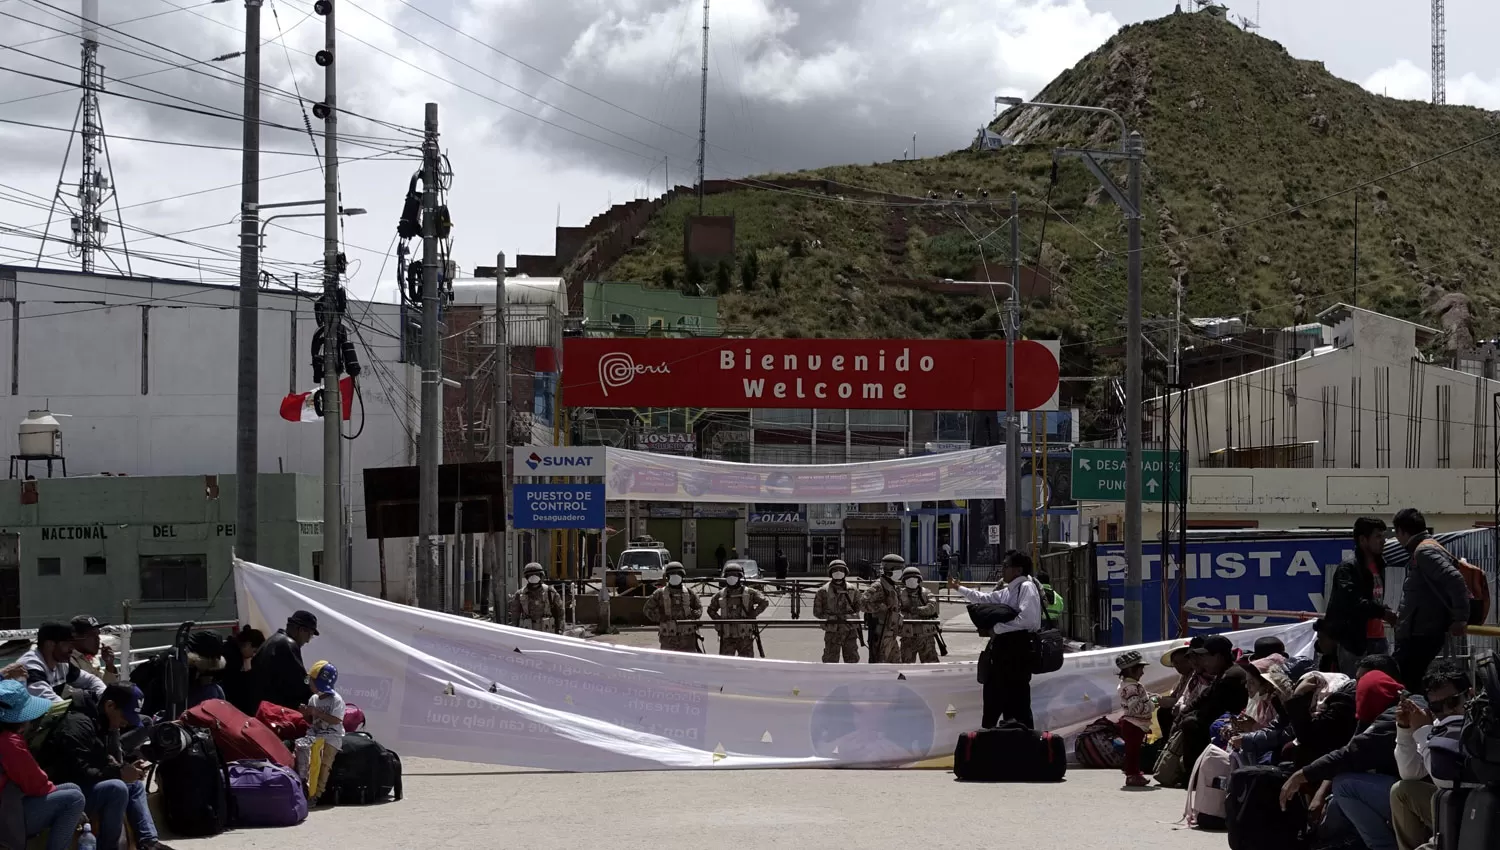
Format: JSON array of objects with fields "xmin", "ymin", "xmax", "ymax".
[{"xmin": 596, "ymin": 538, "xmax": 671, "ymax": 582}]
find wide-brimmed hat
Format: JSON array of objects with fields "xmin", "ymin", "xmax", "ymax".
[
  {"xmin": 1115, "ymin": 650, "xmax": 1145, "ymax": 672},
  {"xmin": 0, "ymin": 679, "xmax": 51, "ymax": 724},
  {"xmin": 287, "ymin": 610, "xmax": 319, "ymax": 636}
]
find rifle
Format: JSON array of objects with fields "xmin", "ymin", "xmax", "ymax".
[
  {"xmin": 935, "ymin": 627, "xmax": 948, "ymax": 657},
  {"xmin": 866, "ymin": 613, "xmax": 882, "ymax": 664},
  {"xmin": 754, "ymin": 625, "xmax": 766, "ymax": 658}
]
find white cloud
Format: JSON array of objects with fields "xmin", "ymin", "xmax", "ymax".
[{"xmin": 1363, "ymin": 59, "xmax": 1500, "ymax": 110}]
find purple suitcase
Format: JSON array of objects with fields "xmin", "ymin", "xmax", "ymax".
[{"xmin": 227, "ymin": 759, "xmax": 308, "ymax": 827}]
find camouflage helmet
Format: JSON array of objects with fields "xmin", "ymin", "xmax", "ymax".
[
  {"xmin": 899, "ymin": 565, "xmax": 923, "ymax": 581},
  {"xmin": 523, "ymin": 562, "xmax": 545, "ymax": 577},
  {"xmin": 880, "ymin": 553, "xmax": 906, "ymax": 569},
  {"xmin": 664, "ymin": 561, "xmax": 686, "ymax": 577},
  {"xmin": 722, "ymin": 562, "xmax": 744, "ymax": 578},
  {"xmin": 827, "ymin": 559, "xmax": 848, "ymax": 576}
]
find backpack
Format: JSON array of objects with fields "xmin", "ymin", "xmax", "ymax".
[
  {"xmin": 1074, "ymin": 716, "xmax": 1125, "ymax": 768},
  {"xmin": 22, "ymin": 698, "xmax": 72, "ymax": 753},
  {"xmin": 319, "ymin": 732, "xmax": 403, "ymax": 805},
  {"xmin": 1417, "ymin": 541, "xmax": 1488, "ymax": 626},
  {"xmin": 1461, "ymin": 650, "xmax": 1500, "ymax": 783},
  {"xmin": 1225, "ymin": 764, "xmax": 1308, "ymax": 850},
  {"xmin": 151, "ymin": 723, "xmax": 233, "ymax": 837},
  {"xmin": 1185, "ymin": 744, "xmax": 1234, "ymax": 830}
]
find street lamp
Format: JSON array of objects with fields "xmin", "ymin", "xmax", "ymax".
[
  {"xmin": 258, "ymin": 206, "xmax": 365, "ymax": 250},
  {"xmin": 998, "ymin": 95, "xmax": 1147, "ymax": 644}
]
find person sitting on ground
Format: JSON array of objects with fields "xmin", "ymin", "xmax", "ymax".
[
  {"xmin": 1169, "ymin": 635, "xmax": 1251, "ymax": 778},
  {"xmin": 220, "ymin": 626, "xmax": 265, "ymax": 716},
  {"xmin": 184, "ymin": 631, "xmax": 228, "ymax": 709},
  {"xmin": 35, "ymin": 684, "xmax": 174, "ymax": 850},
  {"xmin": 1114, "ymin": 650, "xmax": 1156, "ymax": 788},
  {"xmin": 1229, "ymin": 653, "xmax": 1295, "ymax": 763},
  {"xmin": 19, "ymin": 623, "xmax": 105, "ymax": 704},
  {"xmin": 1158, "ymin": 637, "xmax": 1206, "ymax": 740},
  {"xmin": 1280, "ymin": 658, "xmax": 1408, "ymax": 850},
  {"xmin": 254, "ymin": 610, "xmax": 319, "ymax": 710},
  {"xmin": 1390, "ymin": 661, "xmax": 1473, "ymax": 850},
  {"xmin": 0, "ymin": 680, "xmax": 86, "ymax": 850},
  {"xmin": 1279, "ymin": 670, "xmax": 1357, "ymax": 767},
  {"xmin": 68, "ymin": 617, "xmax": 118, "ymax": 686}
]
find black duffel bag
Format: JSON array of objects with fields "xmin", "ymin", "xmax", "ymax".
[{"xmin": 953, "ymin": 721, "xmax": 1067, "ymax": 782}]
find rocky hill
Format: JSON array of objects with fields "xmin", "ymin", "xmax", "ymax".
[{"xmin": 599, "ymin": 11, "xmax": 1500, "ymax": 413}]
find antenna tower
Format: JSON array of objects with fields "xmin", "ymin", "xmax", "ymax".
[
  {"xmin": 695, "ymin": 0, "xmax": 709, "ymax": 215},
  {"xmin": 1431, "ymin": 0, "xmax": 1446, "ymax": 105},
  {"xmin": 36, "ymin": 0, "xmax": 129, "ymax": 274},
  {"xmin": 1237, "ymin": 1, "xmax": 1261, "ymax": 30}
]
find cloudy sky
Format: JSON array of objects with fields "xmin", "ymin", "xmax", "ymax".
[{"xmin": 0, "ymin": 0, "xmax": 1496, "ymax": 300}]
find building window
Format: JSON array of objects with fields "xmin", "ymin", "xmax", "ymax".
[
  {"xmin": 138, "ymin": 555, "xmax": 207, "ymax": 602},
  {"xmin": 37, "ymin": 557, "xmax": 60, "ymax": 576},
  {"xmin": 84, "ymin": 556, "xmax": 107, "ymax": 575}
]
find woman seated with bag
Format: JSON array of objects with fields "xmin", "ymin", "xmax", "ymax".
[{"xmin": 0, "ymin": 679, "xmax": 86, "ymax": 850}]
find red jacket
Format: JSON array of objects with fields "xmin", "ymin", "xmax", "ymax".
[{"xmin": 0, "ymin": 730, "xmax": 55, "ymax": 797}]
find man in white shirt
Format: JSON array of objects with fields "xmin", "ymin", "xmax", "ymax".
[
  {"xmin": 1389, "ymin": 662, "xmax": 1472, "ymax": 850},
  {"xmin": 949, "ymin": 550, "xmax": 1042, "ymax": 729}
]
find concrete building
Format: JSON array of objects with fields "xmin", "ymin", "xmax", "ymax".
[
  {"xmin": 0, "ymin": 473, "xmax": 319, "ymax": 630},
  {"xmin": 1131, "ymin": 304, "xmax": 1500, "ymax": 531}
]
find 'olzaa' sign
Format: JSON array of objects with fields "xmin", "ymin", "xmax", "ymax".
[{"xmin": 562, "ymin": 338, "xmax": 1060, "ymax": 411}]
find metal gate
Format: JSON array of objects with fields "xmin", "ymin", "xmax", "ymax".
[{"xmin": 747, "ymin": 533, "xmax": 807, "ymax": 574}]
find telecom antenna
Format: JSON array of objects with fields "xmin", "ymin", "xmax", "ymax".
[
  {"xmin": 36, "ymin": 0, "xmax": 129, "ymax": 274},
  {"xmin": 1431, "ymin": 0, "xmax": 1446, "ymax": 105},
  {"xmin": 1237, "ymin": 1, "xmax": 1260, "ymax": 30},
  {"xmin": 695, "ymin": 0, "xmax": 709, "ymax": 215}
]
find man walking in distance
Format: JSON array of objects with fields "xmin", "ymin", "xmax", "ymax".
[
  {"xmin": 814, "ymin": 560, "xmax": 862, "ymax": 663},
  {"xmin": 506, "ymin": 562, "xmax": 566, "ymax": 633},
  {"xmin": 644, "ymin": 562, "xmax": 703, "ymax": 652},
  {"xmin": 897, "ymin": 565, "xmax": 941, "ymax": 663},
  {"xmin": 1322, "ymin": 518, "xmax": 1397, "ymax": 676},
  {"xmin": 708, "ymin": 563, "xmax": 769, "ymax": 657},
  {"xmin": 1390, "ymin": 508, "xmax": 1470, "ymax": 691},
  {"xmin": 863, "ymin": 554, "xmax": 907, "ymax": 663},
  {"xmin": 950, "ymin": 550, "xmax": 1043, "ymax": 729}
]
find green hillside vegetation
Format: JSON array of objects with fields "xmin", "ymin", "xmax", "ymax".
[{"xmin": 602, "ymin": 11, "xmax": 1500, "ymax": 389}]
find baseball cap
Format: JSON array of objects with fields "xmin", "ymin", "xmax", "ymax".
[
  {"xmin": 36, "ymin": 621, "xmax": 74, "ymax": 644},
  {"xmin": 308, "ymin": 660, "xmax": 338, "ymax": 694},
  {"xmin": 287, "ymin": 610, "xmax": 319, "ymax": 635},
  {"xmin": 70, "ymin": 615, "xmax": 106, "ymax": 635},
  {"xmin": 102, "ymin": 683, "xmax": 144, "ymax": 727},
  {"xmin": 0, "ymin": 679, "xmax": 51, "ymax": 725}
]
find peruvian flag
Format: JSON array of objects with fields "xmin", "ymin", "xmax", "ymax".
[{"xmin": 280, "ymin": 376, "xmax": 354, "ymax": 422}]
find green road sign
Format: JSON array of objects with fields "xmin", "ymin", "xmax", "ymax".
[{"xmin": 1070, "ymin": 447, "xmax": 1184, "ymax": 502}]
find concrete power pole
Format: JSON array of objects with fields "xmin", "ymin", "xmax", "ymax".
[
  {"xmin": 1006, "ymin": 192, "xmax": 1022, "ymax": 553},
  {"xmin": 319, "ymin": 0, "xmax": 343, "ymax": 587},
  {"xmin": 417, "ymin": 103, "xmax": 442, "ymax": 609},
  {"xmin": 486, "ymin": 253, "xmax": 510, "ymax": 616},
  {"xmin": 236, "ymin": 0, "xmax": 263, "ymax": 564},
  {"xmin": 1123, "ymin": 130, "xmax": 1145, "ymax": 645}
]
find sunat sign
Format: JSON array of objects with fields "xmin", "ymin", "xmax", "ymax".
[
  {"xmin": 512, "ymin": 447, "xmax": 605, "ymax": 475},
  {"xmin": 563, "ymin": 338, "xmax": 1060, "ymax": 411}
]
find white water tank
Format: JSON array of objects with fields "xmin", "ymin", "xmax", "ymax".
[{"xmin": 18, "ymin": 410, "xmax": 63, "ymax": 457}]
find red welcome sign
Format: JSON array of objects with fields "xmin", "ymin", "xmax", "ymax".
[{"xmin": 561, "ymin": 338, "xmax": 1059, "ymax": 411}]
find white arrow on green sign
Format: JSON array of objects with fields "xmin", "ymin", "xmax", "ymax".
[{"xmin": 1070, "ymin": 447, "xmax": 1184, "ymax": 502}]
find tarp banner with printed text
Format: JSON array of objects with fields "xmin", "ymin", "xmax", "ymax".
[
  {"xmin": 605, "ymin": 445, "xmax": 1006, "ymax": 503},
  {"xmin": 561, "ymin": 338, "xmax": 1061, "ymax": 410},
  {"xmin": 235, "ymin": 559, "xmax": 1314, "ymax": 772}
]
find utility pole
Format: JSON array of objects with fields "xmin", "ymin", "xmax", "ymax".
[
  {"xmin": 695, "ymin": 0, "xmax": 709, "ymax": 214},
  {"xmin": 485, "ymin": 252, "xmax": 510, "ymax": 617},
  {"xmin": 236, "ymin": 0, "xmax": 263, "ymax": 564},
  {"xmin": 318, "ymin": 0, "xmax": 343, "ymax": 588},
  {"xmin": 1006, "ymin": 192, "xmax": 1022, "ymax": 553},
  {"xmin": 417, "ymin": 102, "xmax": 442, "ymax": 609},
  {"xmin": 1123, "ymin": 130, "xmax": 1145, "ymax": 645}
]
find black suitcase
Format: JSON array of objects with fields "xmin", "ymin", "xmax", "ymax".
[
  {"xmin": 1225, "ymin": 764, "xmax": 1307, "ymax": 850},
  {"xmin": 1435, "ymin": 788, "xmax": 1470, "ymax": 850},
  {"xmin": 1457, "ymin": 787, "xmax": 1498, "ymax": 850},
  {"xmin": 953, "ymin": 722, "xmax": 1066, "ymax": 782}
]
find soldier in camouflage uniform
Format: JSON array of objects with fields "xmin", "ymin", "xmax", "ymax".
[
  {"xmin": 862, "ymin": 554, "xmax": 906, "ymax": 663},
  {"xmin": 896, "ymin": 565, "xmax": 940, "ymax": 663},
  {"xmin": 643, "ymin": 561, "xmax": 703, "ymax": 652},
  {"xmin": 506, "ymin": 562, "xmax": 566, "ymax": 633},
  {"xmin": 814, "ymin": 560, "xmax": 862, "ymax": 663},
  {"xmin": 707, "ymin": 563, "xmax": 769, "ymax": 657}
]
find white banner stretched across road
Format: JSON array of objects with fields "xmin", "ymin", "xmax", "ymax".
[
  {"xmin": 604, "ymin": 445, "xmax": 1006, "ymax": 503},
  {"xmin": 235, "ymin": 560, "xmax": 1315, "ymax": 772}
]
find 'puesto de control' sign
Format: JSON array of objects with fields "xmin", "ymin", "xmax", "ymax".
[{"xmin": 562, "ymin": 338, "xmax": 1060, "ymax": 411}]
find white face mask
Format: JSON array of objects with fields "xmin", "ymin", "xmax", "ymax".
[
  {"xmin": 526, "ymin": 575, "xmax": 542, "ymax": 586},
  {"xmin": 831, "ymin": 571, "xmax": 846, "ymax": 581},
  {"xmin": 667, "ymin": 575, "xmax": 683, "ymax": 586},
  {"xmin": 904, "ymin": 577, "xmax": 921, "ymax": 589},
  {"xmin": 725, "ymin": 576, "xmax": 739, "ymax": 586}
]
